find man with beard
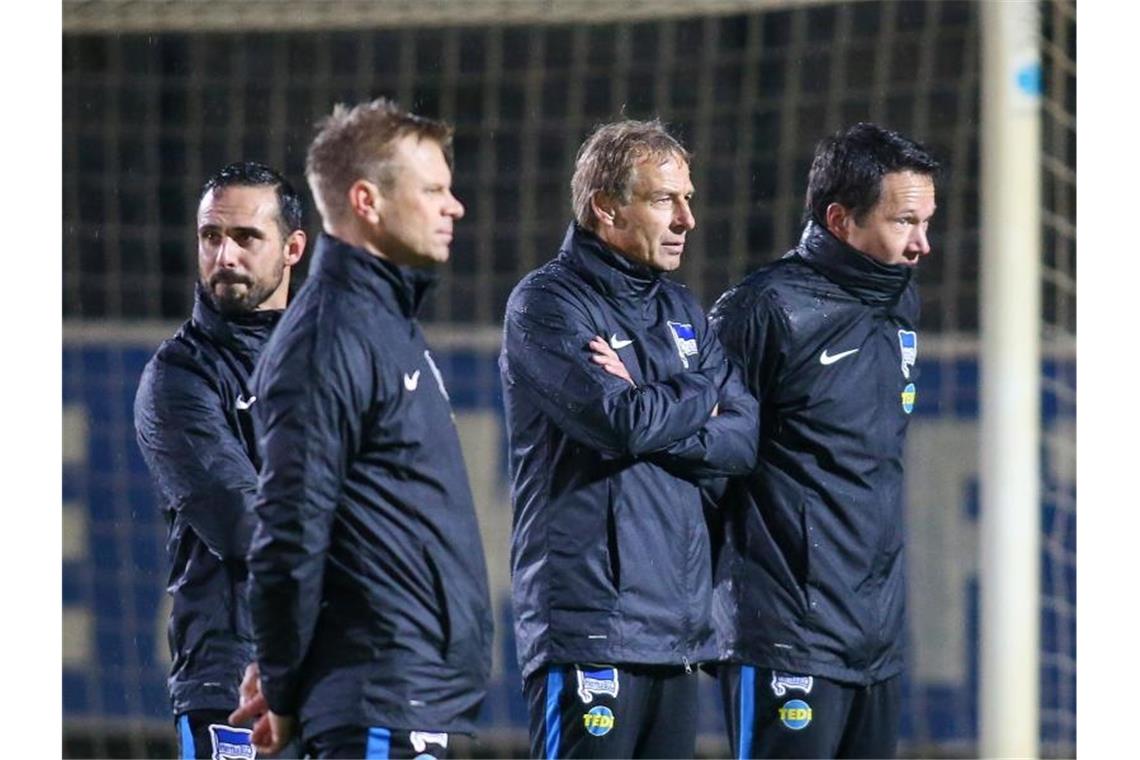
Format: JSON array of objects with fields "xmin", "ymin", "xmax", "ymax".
[{"xmin": 134, "ymin": 161, "xmax": 307, "ymax": 759}]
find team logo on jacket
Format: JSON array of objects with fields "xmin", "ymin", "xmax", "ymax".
[
  {"xmin": 770, "ymin": 672, "xmax": 814, "ymax": 697},
  {"xmin": 898, "ymin": 330, "xmax": 918, "ymax": 379},
  {"xmin": 576, "ymin": 665, "xmax": 620, "ymax": 703},
  {"xmin": 583, "ymin": 705, "xmax": 616, "ymax": 736},
  {"xmin": 667, "ymin": 321, "xmax": 699, "ymax": 369},
  {"xmin": 423, "ymin": 350, "xmax": 450, "ymax": 402},
  {"xmin": 778, "ymin": 700, "xmax": 813, "ymax": 731},
  {"xmin": 901, "ymin": 382, "xmax": 916, "ymax": 414},
  {"xmin": 207, "ymin": 724, "xmax": 255, "ymax": 759}
]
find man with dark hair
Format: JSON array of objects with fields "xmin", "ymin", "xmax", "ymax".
[
  {"xmin": 500, "ymin": 119, "xmax": 758, "ymax": 758},
  {"xmin": 134, "ymin": 160, "xmax": 307, "ymax": 758},
  {"xmin": 708, "ymin": 122, "xmax": 939, "ymax": 758},
  {"xmin": 228, "ymin": 98, "xmax": 493, "ymax": 759}
]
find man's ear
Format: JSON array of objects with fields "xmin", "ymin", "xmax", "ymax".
[
  {"xmin": 348, "ymin": 179, "xmax": 384, "ymax": 225},
  {"xmin": 283, "ymin": 229, "xmax": 307, "ymax": 268},
  {"xmin": 590, "ymin": 191, "xmax": 618, "ymax": 229},
  {"xmin": 824, "ymin": 202, "xmax": 854, "ymax": 242}
]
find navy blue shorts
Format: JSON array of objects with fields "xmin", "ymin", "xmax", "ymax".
[
  {"xmin": 304, "ymin": 725, "xmax": 452, "ymax": 759},
  {"xmin": 176, "ymin": 710, "xmax": 255, "ymax": 760},
  {"xmin": 718, "ymin": 665, "xmax": 901, "ymax": 759},
  {"xmin": 524, "ymin": 663, "xmax": 698, "ymax": 759}
]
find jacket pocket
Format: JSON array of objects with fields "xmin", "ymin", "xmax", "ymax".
[
  {"xmin": 797, "ymin": 496, "xmax": 816, "ymax": 620},
  {"xmin": 422, "ymin": 547, "xmax": 453, "ymax": 658},
  {"xmin": 605, "ymin": 483, "xmax": 621, "ymax": 592},
  {"xmin": 426, "ymin": 548, "xmax": 489, "ymax": 676}
]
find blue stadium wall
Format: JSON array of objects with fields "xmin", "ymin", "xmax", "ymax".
[{"xmin": 61, "ymin": 339, "xmax": 1075, "ymax": 752}]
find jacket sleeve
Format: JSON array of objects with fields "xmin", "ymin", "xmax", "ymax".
[
  {"xmin": 644, "ymin": 306, "xmax": 760, "ymax": 479},
  {"xmin": 133, "ymin": 356, "xmax": 258, "ymax": 559},
  {"xmin": 709, "ymin": 284, "xmax": 787, "ymax": 403},
  {"xmin": 501, "ymin": 281, "xmax": 719, "ymax": 458},
  {"xmin": 246, "ymin": 322, "xmax": 371, "ymax": 716}
]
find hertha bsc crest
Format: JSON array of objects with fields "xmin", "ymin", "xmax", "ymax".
[
  {"xmin": 577, "ymin": 665, "xmax": 620, "ymax": 703},
  {"xmin": 667, "ymin": 321, "xmax": 699, "ymax": 369}
]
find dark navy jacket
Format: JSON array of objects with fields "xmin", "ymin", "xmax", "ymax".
[
  {"xmin": 501, "ymin": 223, "xmax": 759, "ymax": 680},
  {"xmin": 708, "ymin": 220, "xmax": 920, "ymax": 686},
  {"xmin": 134, "ymin": 284, "xmax": 280, "ymax": 715},
  {"xmin": 247, "ymin": 233, "xmax": 493, "ymax": 738}
]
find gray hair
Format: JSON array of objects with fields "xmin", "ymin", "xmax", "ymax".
[
  {"xmin": 571, "ymin": 119, "xmax": 692, "ymax": 230},
  {"xmin": 305, "ymin": 97, "xmax": 454, "ymax": 226}
]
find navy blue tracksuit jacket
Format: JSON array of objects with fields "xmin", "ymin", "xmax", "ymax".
[
  {"xmin": 134, "ymin": 285, "xmax": 279, "ymax": 715},
  {"xmin": 247, "ymin": 233, "xmax": 493, "ymax": 739},
  {"xmin": 708, "ymin": 220, "xmax": 920, "ymax": 686},
  {"xmin": 501, "ymin": 223, "xmax": 759, "ymax": 680}
]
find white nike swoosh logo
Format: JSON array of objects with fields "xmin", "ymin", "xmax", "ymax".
[
  {"xmin": 404, "ymin": 370, "xmax": 421, "ymax": 391},
  {"xmin": 610, "ymin": 334, "xmax": 634, "ymax": 350},
  {"xmin": 819, "ymin": 348, "xmax": 860, "ymax": 365},
  {"xmin": 235, "ymin": 395, "xmax": 256, "ymax": 410}
]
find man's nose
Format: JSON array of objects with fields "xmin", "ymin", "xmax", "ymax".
[
  {"xmin": 674, "ymin": 200, "xmax": 696, "ymax": 231},
  {"xmin": 216, "ymin": 236, "xmax": 240, "ymax": 266},
  {"xmin": 447, "ymin": 191, "xmax": 465, "ymax": 220},
  {"xmin": 910, "ymin": 226, "xmax": 931, "ymax": 255}
]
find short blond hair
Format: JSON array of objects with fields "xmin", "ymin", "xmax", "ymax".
[
  {"xmin": 571, "ymin": 119, "xmax": 691, "ymax": 230},
  {"xmin": 305, "ymin": 98, "xmax": 454, "ymax": 225}
]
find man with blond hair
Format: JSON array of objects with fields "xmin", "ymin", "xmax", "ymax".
[
  {"xmin": 500, "ymin": 119, "xmax": 758, "ymax": 758},
  {"xmin": 231, "ymin": 99, "xmax": 493, "ymax": 759}
]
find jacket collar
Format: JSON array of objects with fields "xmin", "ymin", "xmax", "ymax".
[
  {"xmin": 794, "ymin": 220, "xmax": 913, "ymax": 305},
  {"xmin": 309, "ymin": 232, "xmax": 438, "ymax": 318},
  {"xmin": 558, "ymin": 222, "xmax": 662, "ymax": 303},
  {"xmin": 191, "ymin": 282, "xmax": 282, "ymax": 355}
]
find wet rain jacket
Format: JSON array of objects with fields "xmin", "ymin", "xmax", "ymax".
[
  {"xmin": 134, "ymin": 284, "xmax": 280, "ymax": 715},
  {"xmin": 247, "ymin": 233, "xmax": 493, "ymax": 737},
  {"xmin": 708, "ymin": 220, "xmax": 920, "ymax": 686},
  {"xmin": 501, "ymin": 223, "xmax": 759, "ymax": 679}
]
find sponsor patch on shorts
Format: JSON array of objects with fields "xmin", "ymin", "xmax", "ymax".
[
  {"xmin": 576, "ymin": 665, "xmax": 620, "ymax": 703},
  {"xmin": 207, "ymin": 724, "xmax": 255, "ymax": 760},
  {"xmin": 779, "ymin": 699, "xmax": 813, "ymax": 731},
  {"xmin": 583, "ymin": 705, "xmax": 615, "ymax": 736},
  {"xmin": 770, "ymin": 672, "xmax": 814, "ymax": 697},
  {"xmin": 409, "ymin": 730, "xmax": 448, "ymax": 756},
  {"xmin": 901, "ymin": 382, "xmax": 916, "ymax": 414}
]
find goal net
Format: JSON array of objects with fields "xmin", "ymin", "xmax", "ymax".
[{"xmin": 62, "ymin": 1, "xmax": 1075, "ymax": 756}]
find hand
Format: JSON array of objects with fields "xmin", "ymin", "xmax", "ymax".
[
  {"xmin": 238, "ymin": 662, "xmax": 261, "ymax": 710},
  {"xmin": 228, "ymin": 668, "xmax": 295, "ymax": 756},
  {"xmin": 589, "ymin": 336, "xmax": 635, "ymax": 387},
  {"xmin": 229, "ymin": 665, "xmax": 267, "ymax": 726},
  {"xmin": 254, "ymin": 711, "xmax": 295, "ymax": 756}
]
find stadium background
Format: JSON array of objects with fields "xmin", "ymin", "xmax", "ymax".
[{"xmin": 61, "ymin": 0, "xmax": 1075, "ymax": 757}]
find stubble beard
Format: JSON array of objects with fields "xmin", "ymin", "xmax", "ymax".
[{"xmin": 202, "ymin": 256, "xmax": 285, "ymax": 316}]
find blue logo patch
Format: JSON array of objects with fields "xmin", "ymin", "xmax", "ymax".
[
  {"xmin": 779, "ymin": 699, "xmax": 813, "ymax": 731},
  {"xmin": 583, "ymin": 705, "xmax": 615, "ymax": 736},
  {"xmin": 577, "ymin": 666, "xmax": 619, "ymax": 703},
  {"xmin": 770, "ymin": 672, "xmax": 814, "ymax": 697},
  {"xmin": 901, "ymin": 382, "xmax": 916, "ymax": 414},
  {"xmin": 667, "ymin": 321, "xmax": 699, "ymax": 369},
  {"xmin": 898, "ymin": 330, "xmax": 917, "ymax": 379},
  {"xmin": 207, "ymin": 724, "xmax": 255, "ymax": 760}
]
